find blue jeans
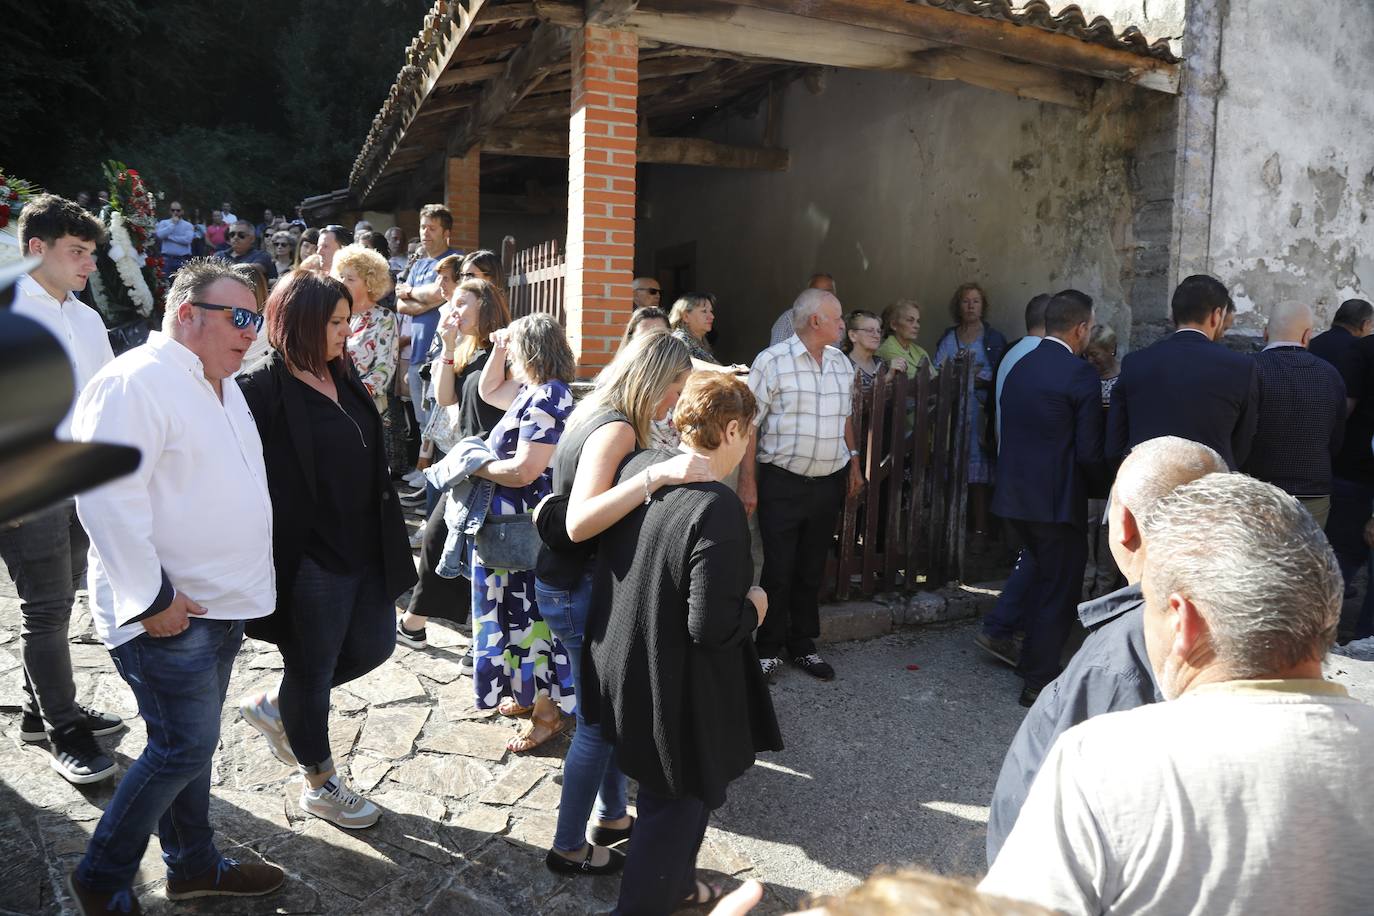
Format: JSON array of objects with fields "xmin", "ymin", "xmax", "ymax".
[
  {"xmin": 77, "ymin": 619, "xmax": 244, "ymax": 892},
  {"xmin": 534, "ymin": 572, "xmax": 628, "ymax": 852}
]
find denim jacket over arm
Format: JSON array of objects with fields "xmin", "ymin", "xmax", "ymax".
[{"xmin": 423, "ymin": 435, "xmax": 502, "ymax": 579}]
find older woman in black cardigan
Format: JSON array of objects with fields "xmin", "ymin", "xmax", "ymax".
[{"xmin": 581, "ymin": 372, "xmax": 783, "ymax": 914}]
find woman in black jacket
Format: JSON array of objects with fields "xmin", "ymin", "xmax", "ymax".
[
  {"xmin": 235, "ymin": 271, "xmax": 416, "ymax": 830},
  {"xmin": 581, "ymin": 372, "xmax": 783, "ymax": 914}
]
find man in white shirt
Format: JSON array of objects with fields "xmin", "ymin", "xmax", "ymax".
[
  {"xmin": 66, "ymin": 259, "xmax": 284, "ymax": 914},
  {"xmin": 982, "ymin": 473, "xmax": 1374, "ymax": 915},
  {"xmin": 2, "ymin": 194, "xmax": 123, "ymax": 785}
]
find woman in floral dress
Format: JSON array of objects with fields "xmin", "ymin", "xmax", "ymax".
[
  {"xmin": 333, "ymin": 244, "xmax": 397, "ymax": 414},
  {"xmin": 470, "ymin": 313, "xmax": 577, "ymax": 752}
]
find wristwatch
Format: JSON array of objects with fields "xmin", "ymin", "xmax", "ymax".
[{"xmin": 848, "ymin": 448, "xmax": 860, "ymax": 459}]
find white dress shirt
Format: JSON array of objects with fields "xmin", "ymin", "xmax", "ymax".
[
  {"xmin": 72, "ymin": 333, "xmax": 275, "ymax": 648},
  {"xmin": 12, "ymin": 273, "xmax": 114, "ymax": 439}
]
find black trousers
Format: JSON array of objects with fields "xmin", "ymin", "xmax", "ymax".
[
  {"xmin": 755, "ymin": 463, "xmax": 846, "ymax": 660},
  {"xmin": 405, "ymin": 499, "xmax": 471, "ymax": 623},
  {"xmin": 614, "ymin": 785, "xmax": 710, "ymax": 916},
  {"xmin": 1010, "ymin": 519, "xmax": 1088, "ymax": 690}
]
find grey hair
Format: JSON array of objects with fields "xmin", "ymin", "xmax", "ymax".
[
  {"xmin": 1114, "ymin": 437, "xmax": 1227, "ymax": 519},
  {"xmin": 1140, "ymin": 472, "xmax": 1341, "ymax": 677},
  {"xmin": 507, "ymin": 313, "xmax": 574, "ymax": 385},
  {"xmin": 792, "ymin": 287, "xmax": 838, "ymax": 330},
  {"xmin": 161, "ymin": 258, "xmax": 256, "ymax": 331}
]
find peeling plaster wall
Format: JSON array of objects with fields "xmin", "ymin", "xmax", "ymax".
[
  {"xmin": 1202, "ymin": 2, "xmax": 1374, "ymax": 334},
  {"xmin": 635, "ymin": 69, "xmax": 1175, "ymax": 364}
]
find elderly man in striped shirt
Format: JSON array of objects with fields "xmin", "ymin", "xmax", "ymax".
[{"xmin": 739, "ymin": 287, "xmax": 864, "ymax": 682}]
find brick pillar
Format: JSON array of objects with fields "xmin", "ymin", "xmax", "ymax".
[
  {"xmin": 444, "ymin": 148, "xmax": 480, "ymax": 253},
  {"xmin": 566, "ymin": 25, "xmax": 637, "ymax": 377}
]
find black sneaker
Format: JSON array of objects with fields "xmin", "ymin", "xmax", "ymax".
[
  {"xmin": 49, "ymin": 723, "xmax": 117, "ymax": 785},
  {"xmin": 1019, "ymin": 685, "xmax": 1043, "ymax": 708},
  {"xmin": 22, "ymin": 707, "xmax": 124, "ymax": 743},
  {"xmin": 759, "ymin": 656, "xmax": 783, "ymax": 681},
  {"xmin": 791, "ymin": 653, "xmax": 835, "ymax": 681},
  {"xmin": 396, "ymin": 620, "xmax": 428, "ymax": 650}
]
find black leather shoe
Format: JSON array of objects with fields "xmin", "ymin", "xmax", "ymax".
[
  {"xmin": 545, "ymin": 845, "xmax": 625, "ymax": 876},
  {"xmin": 974, "ymin": 632, "xmax": 1020, "ymax": 667},
  {"xmin": 792, "ymin": 653, "xmax": 835, "ymax": 681},
  {"xmin": 587, "ymin": 816, "xmax": 634, "ymax": 847},
  {"xmin": 1018, "ymin": 686, "xmax": 1042, "ymax": 708}
]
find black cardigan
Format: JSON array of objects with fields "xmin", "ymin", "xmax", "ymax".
[
  {"xmin": 236, "ymin": 352, "xmax": 416, "ymax": 643},
  {"xmin": 581, "ymin": 449, "xmax": 783, "ymax": 810}
]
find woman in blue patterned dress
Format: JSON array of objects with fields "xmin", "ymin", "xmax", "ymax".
[
  {"xmin": 934, "ymin": 283, "xmax": 1007, "ymax": 539},
  {"xmin": 470, "ymin": 313, "xmax": 577, "ymax": 752}
]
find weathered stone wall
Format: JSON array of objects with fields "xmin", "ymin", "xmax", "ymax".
[
  {"xmin": 1174, "ymin": 1, "xmax": 1374, "ymax": 337},
  {"xmin": 636, "ymin": 68, "xmax": 1176, "ymax": 364}
]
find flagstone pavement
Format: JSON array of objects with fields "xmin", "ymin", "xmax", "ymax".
[{"xmin": 7, "ymin": 566, "xmax": 1373, "ymax": 916}]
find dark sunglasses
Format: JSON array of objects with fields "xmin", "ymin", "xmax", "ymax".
[
  {"xmin": 228, "ymin": 231, "xmax": 251, "ymax": 239},
  {"xmin": 459, "ymin": 271, "xmax": 478, "ymax": 280},
  {"xmin": 170, "ymin": 207, "xmax": 183, "ymax": 213},
  {"xmin": 645, "ymin": 288, "xmax": 662, "ymax": 295},
  {"xmin": 272, "ymin": 241, "xmax": 292, "ymax": 247},
  {"xmin": 192, "ymin": 302, "xmax": 264, "ymax": 332}
]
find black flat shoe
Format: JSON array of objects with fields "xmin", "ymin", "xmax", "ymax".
[
  {"xmin": 545, "ymin": 845, "xmax": 625, "ymax": 876},
  {"xmin": 587, "ymin": 816, "xmax": 634, "ymax": 847},
  {"xmin": 1019, "ymin": 686, "xmax": 1042, "ymax": 708}
]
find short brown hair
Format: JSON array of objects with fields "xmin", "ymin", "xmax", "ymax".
[
  {"xmin": 18, "ymin": 193, "xmax": 105, "ymax": 247},
  {"xmin": 436, "ymin": 254, "xmax": 462, "ymax": 281},
  {"xmin": 673, "ymin": 372, "xmax": 756, "ymax": 451},
  {"xmin": 419, "ymin": 203, "xmax": 453, "ymax": 231},
  {"xmin": 266, "ymin": 270, "xmax": 353, "ymax": 377}
]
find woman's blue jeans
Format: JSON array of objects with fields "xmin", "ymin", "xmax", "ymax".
[{"xmin": 534, "ymin": 571, "xmax": 628, "ymax": 852}]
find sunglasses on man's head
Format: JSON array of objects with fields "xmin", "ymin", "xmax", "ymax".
[
  {"xmin": 228, "ymin": 231, "xmax": 251, "ymax": 239},
  {"xmin": 192, "ymin": 302, "xmax": 264, "ymax": 332}
]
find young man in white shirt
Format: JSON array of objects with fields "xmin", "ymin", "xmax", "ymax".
[
  {"xmin": 65, "ymin": 259, "xmax": 284, "ymax": 914},
  {"xmin": 2, "ymin": 194, "xmax": 122, "ymax": 784}
]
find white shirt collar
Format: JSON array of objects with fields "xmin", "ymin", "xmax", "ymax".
[
  {"xmin": 1044, "ymin": 335, "xmax": 1074, "ymax": 353},
  {"xmin": 17, "ymin": 272, "xmax": 79, "ymax": 308}
]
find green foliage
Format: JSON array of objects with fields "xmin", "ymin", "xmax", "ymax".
[{"xmin": 0, "ymin": 0, "xmax": 430, "ymax": 215}]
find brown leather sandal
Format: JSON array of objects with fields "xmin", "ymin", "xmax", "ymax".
[
  {"xmin": 507, "ymin": 714, "xmax": 565, "ymax": 753},
  {"xmin": 497, "ymin": 698, "xmax": 533, "ymax": 718}
]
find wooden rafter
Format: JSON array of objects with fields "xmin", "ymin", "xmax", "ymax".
[
  {"xmin": 447, "ymin": 21, "xmax": 575, "ymax": 158},
  {"xmin": 696, "ymin": 0, "xmax": 1178, "ymax": 93},
  {"xmin": 357, "ymin": 0, "xmax": 488, "ymax": 203},
  {"xmin": 481, "ymin": 127, "xmax": 789, "ymax": 170}
]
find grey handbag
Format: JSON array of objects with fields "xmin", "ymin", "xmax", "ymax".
[{"xmin": 474, "ymin": 513, "xmax": 541, "ymax": 571}]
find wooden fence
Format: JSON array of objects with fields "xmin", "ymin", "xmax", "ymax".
[
  {"xmin": 502, "ymin": 236, "xmax": 566, "ymax": 325},
  {"xmin": 826, "ymin": 351, "xmax": 977, "ymax": 598}
]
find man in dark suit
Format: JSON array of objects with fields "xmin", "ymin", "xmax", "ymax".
[
  {"xmin": 981, "ymin": 290, "xmax": 1103, "ymax": 707},
  {"xmin": 1309, "ymin": 298, "xmax": 1373, "ymax": 367},
  {"xmin": 1242, "ymin": 301, "xmax": 1346, "ymax": 529},
  {"xmin": 1106, "ymin": 275, "xmax": 1260, "ymax": 470},
  {"xmin": 1329, "ymin": 302, "xmax": 1374, "ymax": 639}
]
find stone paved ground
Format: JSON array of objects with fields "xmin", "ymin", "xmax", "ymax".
[{"xmin": 6, "ymin": 563, "xmax": 1374, "ymax": 916}]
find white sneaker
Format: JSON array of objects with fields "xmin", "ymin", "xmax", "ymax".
[
  {"xmin": 301, "ymin": 776, "xmax": 380, "ymax": 829},
  {"xmin": 238, "ymin": 693, "xmax": 298, "ymax": 767},
  {"xmin": 403, "ymin": 469, "xmax": 426, "ymax": 486},
  {"xmin": 408, "ymin": 528, "xmax": 425, "ymax": 549}
]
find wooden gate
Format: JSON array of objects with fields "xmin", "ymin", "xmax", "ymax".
[
  {"xmin": 502, "ymin": 236, "xmax": 566, "ymax": 324},
  {"xmin": 827, "ymin": 352, "xmax": 977, "ymax": 598}
]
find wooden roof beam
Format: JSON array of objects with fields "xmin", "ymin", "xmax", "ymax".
[
  {"xmin": 620, "ymin": 1, "xmax": 1098, "ymax": 108},
  {"xmin": 719, "ymin": 0, "xmax": 1178, "ymax": 93},
  {"xmin": 482, "ymin": 127, "xmax": 789, "ymax": 170},
  {"xmin": 447, "ymin": 21, "xmax": 575, "ymax": 158}
]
